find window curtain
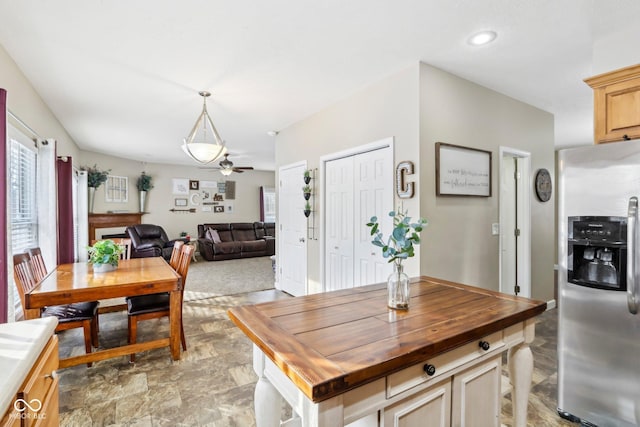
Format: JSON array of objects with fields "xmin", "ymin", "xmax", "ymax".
[
  {"xmin": 38, "ymin": 139, "xmax": 57, "ymax": 270},
  {"xmin": 76, "ymin": 170, "xmax": 89, "ymax": 262},
  {"xmin": 56, "ymin": 156, "xmax": 74, "ymax": 264},
  {"xmin": 0, "ymin": 89, "xmax": 7, "ymax": 323}
]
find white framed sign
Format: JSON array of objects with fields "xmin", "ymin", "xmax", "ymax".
[{"xmin": 435, "ymin": 142, "xmax": 491, "ymax": 197}]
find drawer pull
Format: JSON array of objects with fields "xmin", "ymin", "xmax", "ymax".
[
  {"xmin": 423, "ymin": 364, "xmax": 436, "ymax": 376},
  {"xmin": 479, "ymin": 340, "xmax": 490, "ymax": 351}
]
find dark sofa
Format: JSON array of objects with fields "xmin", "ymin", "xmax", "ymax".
[{"xmin": 197, "ymin": 222, "xmax": 275, "ymax": 261}]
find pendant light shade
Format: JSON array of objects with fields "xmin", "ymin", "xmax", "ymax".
[{"xmin": 182, "ymin": 91, "xmax": 227, "ymax": 164}]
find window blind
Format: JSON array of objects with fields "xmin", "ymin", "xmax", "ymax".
[{"xmin": 9, "ymin": 139, "xmax": 38, "ymax": 253}]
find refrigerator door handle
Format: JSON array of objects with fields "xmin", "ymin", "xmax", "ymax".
[{"xmin": 628, "ymin": 197, "xmax": 639, "ymax": 315}]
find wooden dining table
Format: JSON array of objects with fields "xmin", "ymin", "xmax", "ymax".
[{"xmin": 24, "ymin": 257, "xmax": 182, "ymax": 368}]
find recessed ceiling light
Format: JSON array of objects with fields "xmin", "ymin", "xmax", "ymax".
[{"xmin": 468, "ymin": 30, "xmax": 497, "ymax": 46}]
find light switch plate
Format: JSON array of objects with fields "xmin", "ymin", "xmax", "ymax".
[{"xmin": 491, "ymin": 223, "xmax": 500, "ymax": 236}]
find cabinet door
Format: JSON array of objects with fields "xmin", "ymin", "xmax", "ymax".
[
  {"xmin": 451, "ymin": 356, "xmax": 501, "ymax": 427},
  {"xmin": 586, "ymin": 64, "xmax": 640, "ymax": 144},
  {"xmin": 383, "ymin": 379, "xmax": 451, "ymax": 427}
]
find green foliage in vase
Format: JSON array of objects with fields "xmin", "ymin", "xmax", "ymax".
[
  {"xmin": 87, "ymin": 239, "xmax": 124, "ymax": 266},
  {"xmin": 136, "ymin": 171, "xmax": 154, "ymax": 191},
  {"xmin": 81, "ymin": 164, "xmax": 110, "ymax": 188},
  {"xmin": 302, "ymin": 185, "xmax": 311, "ymax": 193},
  {"xmin": 304, "ymin": 201, "xmax": 311, "ymax": 211},
  {"xmin": 366, "ymin": 209, "xmax": 428, "ymax": 264},
  {"xmin": 303, "ymin": 169, "xmax": 311, "ymax": 178}
]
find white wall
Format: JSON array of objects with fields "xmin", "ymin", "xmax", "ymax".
[
  {"xmin": 80, "ymin": 150, "xmax": 275, "ymax": 240},
  {"xmin": 277, "ymin": 62, "xmax": 556, "ymax": 301},
  {"xmin": 419, "ymin": 63, "xmax": 555, "ymax": 301},
  {"xmin": 276, "ymin": 64, "xmax": 421, "ymax": 293},
  {"xmin": 0, "ymin": 44, "xmax": 79, "ymax": 160}
]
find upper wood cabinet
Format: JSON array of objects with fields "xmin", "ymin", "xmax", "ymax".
[{"xmin": 585, "ymin": 64, "xmax": 640, "ymax": 144}]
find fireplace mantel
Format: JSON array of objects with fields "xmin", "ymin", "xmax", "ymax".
[{"xmin": 88, "ymin": 212, "xmax": 144, "ymax": 242}]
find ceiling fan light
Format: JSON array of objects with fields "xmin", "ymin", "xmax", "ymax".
[
  {"xmin": 182, "ymin": 91, "xmax": 227, "ymax": 164},
  {"xmin": 220, "ymin": 168, "xmax": 233, "ymax": 176}
]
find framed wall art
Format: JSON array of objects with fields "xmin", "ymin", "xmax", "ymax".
[
  {"xmin": 175, "ymin": 198, "xmax": 188, "ymax": 207},
  {"xmin": 435, "ymin": 142, "xmax": 492, "ymax": 197}
]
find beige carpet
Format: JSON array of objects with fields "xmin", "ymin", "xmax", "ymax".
[{"xmin": 183, "ymin": 255, "xmax": 275, "ymax": 301}]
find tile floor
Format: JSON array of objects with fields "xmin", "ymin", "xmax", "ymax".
[{"xmin": 56, "ymin": 290, "xmax": 574, "ymax": 426}]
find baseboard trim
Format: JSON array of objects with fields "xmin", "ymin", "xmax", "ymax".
[{"xmin": 546, "ymin": 299, "xmax": 557, "ymax": 310}]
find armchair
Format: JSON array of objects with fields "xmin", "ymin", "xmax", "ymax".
[{"xmin": 126, "ymin": 224, "xmax": 186, "ymax": 260}]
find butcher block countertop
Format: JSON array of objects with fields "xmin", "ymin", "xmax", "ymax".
[{"xmin": 228, "ymin": 276, "xmax": 547, "ymax": 402}]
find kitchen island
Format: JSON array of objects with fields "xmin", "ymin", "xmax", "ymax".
[{"xmin": 228, "ymin": 276, "xmax": 547, "ymax": 427}]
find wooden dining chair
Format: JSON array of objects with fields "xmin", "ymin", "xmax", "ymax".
[
  {"xmin": 169, "ymin": 240, "xmax": 185, "ymax": 269},
  {"xmin": 126, "ymin": 243, "xmax": 194, "ymax": 362},
  {"xmin": 90, "ymin": 238, "xmax": 132, "ymax": 260},
  {"xmin": 26, "ymin": 247, "xmax": 48, "ymax": 282},
  {"xmin": 13, "ymin": 253, "xmax": 100, "ymax": 367}
]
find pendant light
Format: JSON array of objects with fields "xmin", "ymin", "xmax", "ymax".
[{"xmin": 182, "ymin": 91, "xmax": 227, "ymax": 164}]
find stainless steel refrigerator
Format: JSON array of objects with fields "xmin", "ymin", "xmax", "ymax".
[{"xmin": 558, "ymin": 140, "xmax": 640, "ymax": 426}]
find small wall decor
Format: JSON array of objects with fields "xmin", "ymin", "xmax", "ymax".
[
  {"xmin": 189, "ymin": 180, "xmax": 199, "ymax": 190},
  {"xmin": 172, "ymin": 178, "xmax": 189, "ymax": 195},
  {"xmin": 213, "ymin": 193, "xmax": 224, "ymax": 201},
  {"xmin": 302, "ymin": 168, "xmax": 317, "ymax": 239},
  {"xmin": 214, "ymin": 206, "xmax": 224, "ymax": 213},
  {"xmin": 200, "ymin": 180, "xmax": 217, "ymax": 189},
  {"xmin": 534, "ymin": 168, "xmax": 552, "ymax": 202},
  {"xmin": 175, "ymin": 198, "xmax": 188, "ymax": 207},
  {"xmin": 105, "ymin": 175, "xmax": 129, "ymax": 202},
  {"xmin": 225, "ymin": 180, "xmax": 236, "ymax": 200},
  {"xmin": 217, "ymin": 181, "xmax": 226, "ymax": 193},
  {"xmin": 435, "ymin": 142, "xmax": 492, "ymax": 197},
  {"xmin": 396, "ymin": 161, "xmax": 415, "ymax": 199}
]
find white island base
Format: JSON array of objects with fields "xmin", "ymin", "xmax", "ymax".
[{"xmin": 253, "ymin": 319, "xmax": 535, "ymax": 427}]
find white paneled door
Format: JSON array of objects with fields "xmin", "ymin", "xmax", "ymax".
[
  {"xmin": 324, "ymin": 145, "xmax": 393, "ymax": 292},
  {"xmin": 325, "ymin": 156, "xmax": 354, "ymax": 291},
  {"xmin": 278, "ymin": 162, "xmax": 308, "ymax": 296}
]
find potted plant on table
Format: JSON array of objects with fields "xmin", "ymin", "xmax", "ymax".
[
  {"xmin": 87, "ymin": 239, "xmax": 124, "ymax": 273},
  {"xmin": 136, "ymin": 171, "xmax": 154, "ymax": 213},
  {"xmin": 303, "ymin": 201, "xmax": 311, "ymax": 218},
  {"xmin": 367, "ymin": 209, "xmax": 428, "ymax": 310},
  {"xmin": 81, "ymin": 164, "xmax": 110, "ymax": 213}
]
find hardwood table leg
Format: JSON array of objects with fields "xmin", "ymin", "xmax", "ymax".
[
  {"xmin": 169, "ymin": 289, "xmax": 181, "ymax": 360},
  {"xmin": 507, "ymin": 319, "xmax": 535, "ymax": 427}
]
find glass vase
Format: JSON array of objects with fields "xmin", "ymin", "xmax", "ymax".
[{"xmin": 388, "ymin": 262, "xmax": 410, "ymax": 310}]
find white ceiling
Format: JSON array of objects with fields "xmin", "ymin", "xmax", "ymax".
[{"xmin": 1, "ymin": 1, "xmax": 639, "ymax": 171}]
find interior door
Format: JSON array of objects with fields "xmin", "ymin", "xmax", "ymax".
[
  {"xmin": 501, "ymin": 156, "xmax": 518, "ymax": 295},
  {"xmin": 325, "ymin": 156, "xmax": 354, "ymax": 292},
  {"xmin": 353, "ymin": 148, "xmax": 393, "ymax": 286},
  {"xmin": 278, "ymin": 162, "xmax": 308, "ymax": 296},
  {"xmin": 499, "ymin": 149, "xmax": 531, "ymax": 297}
]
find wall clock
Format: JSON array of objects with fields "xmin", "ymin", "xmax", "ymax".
[{"xmin": 535, "ymin": 168, "xmax": 552, "ymax": 202}]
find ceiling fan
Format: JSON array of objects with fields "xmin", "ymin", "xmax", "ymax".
[{"xmin": 201, "ymin": 153, "xmax": 254, "ymax": 175}]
